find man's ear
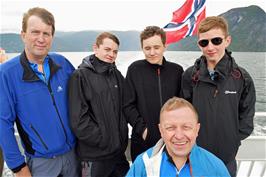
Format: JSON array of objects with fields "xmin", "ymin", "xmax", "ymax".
[
  {"xmin": 225, "ymin": 35, "xmax": 231, "ymax": 48},
  {"xmin": 92, "ymin": 44, "xmax": 98, "ymax": 53},
  {"xmin": 196, "ymin": 123, "xmax": 200, "ymax": 136},
  {"xmin": 158, "ymin": 124, "xmax": 162, "ymax": 135},
  {"xmin": 20, "ymin": 31, "xmax": 26, "ymax": 43},
  {"xmin": 164, "ymin": 44, "xmax": 168, "ymax": 51}
]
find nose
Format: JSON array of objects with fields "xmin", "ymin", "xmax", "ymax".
[
  {"xmin": 206, "ymin": 41, "xmax": 215, "ymax": 50},
  {"xmin": 150, "ymin": 48, "xmax": 156, "ymax": 55},
  {"xmin": 37, "ymin": 34, "xmax": 45, "ymax": 43},
  {"xmin": 174, "ymin": 128, "xmax": 184, "ymax": 139},
  {"xmin": 108, "ymin": 51, "xmax": 115, "ymax": 58}
]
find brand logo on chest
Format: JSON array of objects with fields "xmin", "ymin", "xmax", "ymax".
[{"xmin": 224, "ymin": 90, "xmax": 237, "ymax": 94}]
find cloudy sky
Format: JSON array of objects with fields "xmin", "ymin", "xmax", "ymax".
[{"xmin": 1, "ymin": 0, "xmax": 265, "ymax": 33}]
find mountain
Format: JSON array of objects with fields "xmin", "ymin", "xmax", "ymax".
[
  {"xmin": 0, "ymin": 33, "xmax": 24, "ymax": 53},
  {"xmin": 223, "ymin": 5, "xmax": 266, "ymax": 52},
  {"xmin": 0, "ymin": 31, "xmax": 141, "ymax": 53},
  {"xmin": 1, "ymin": 5, "xmax": 265, "ymax": 52},
  {"xmin": 167, "ymin": 5, "xmax": 266, "ymax": 52}
]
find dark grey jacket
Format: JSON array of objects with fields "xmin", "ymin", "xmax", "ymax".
[{"xmin": 181, "ymin": 50, "xmax": 256, "ymax": 163}]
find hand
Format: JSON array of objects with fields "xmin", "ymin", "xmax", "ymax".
[
  {"xmin": 142, "ymin": 128, "xmax": 148, "ymax": 140},
  {"xmin": 15, "ymin": 165, "xmax": 32, "ymax": 177}
]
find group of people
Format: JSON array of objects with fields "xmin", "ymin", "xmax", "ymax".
[{"xmin": 0, "ymin": 7, "xmax": 255, "ymax": 177}]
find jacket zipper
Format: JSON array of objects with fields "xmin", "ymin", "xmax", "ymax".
[
  {"xmin": 157, "ymin": 68, "xmax": 163, "ymax": 107},
  {"xmin": 30, "ymin": 124, "xmax": 49, "ymax": 150},
  {"xmin": 47, "ymin": 83, "xmax": 71, "ymax": 148}
]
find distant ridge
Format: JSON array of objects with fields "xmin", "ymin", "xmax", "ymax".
[
  {"xmin": 1, "ymin": 5, "xmax": 265, "ymax": 52},
  {"xmin": 167, "ymin": 5, "xmax": 266, "ymax": 52}
]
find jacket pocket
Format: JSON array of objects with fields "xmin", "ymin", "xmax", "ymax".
[{"xmin": 30, "ymin": 124, "xmax": 49, "ymax": 150}]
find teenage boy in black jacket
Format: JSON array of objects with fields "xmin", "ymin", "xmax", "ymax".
[
  {"xmin": 181, "ymin": 16, "xmax": 256, "ymax": 177},
  {"xmin": 123, "ymin": 26, "xmax": 184, "ymax": 161},
  {"xmin": 68, "ymin": 32, "xmax": 129, "ymax": 177}
]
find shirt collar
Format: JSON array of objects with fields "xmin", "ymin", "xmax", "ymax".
[{"xmin": 164, "ymin": 146, "xmax": 190, "ymax": 167}]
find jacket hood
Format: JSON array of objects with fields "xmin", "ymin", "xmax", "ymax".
[
  {"xmin": 78, "ymin": 54, "xmax": 116, "ymax": 74},
  {"xmin": 78, "ymin": 55, "xmax": 94, "ymax": 69}
]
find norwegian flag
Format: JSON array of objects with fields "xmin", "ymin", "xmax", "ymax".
[{"xmin": 163, "ymin": 0, "xmax": 206, "ymax": 44}]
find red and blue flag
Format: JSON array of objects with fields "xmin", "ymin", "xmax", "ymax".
[{"xmin": 163, "ymin": 0, "xmax": 206, "ymax": 44}]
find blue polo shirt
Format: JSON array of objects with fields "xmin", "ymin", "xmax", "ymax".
[{"xmin": 29, "ymin": 56, "xmax": 50, "ymax": 84}]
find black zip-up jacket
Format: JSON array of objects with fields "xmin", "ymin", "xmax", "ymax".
[
  {"xmin": 181, "ymin": 51, "xmax": 256, "ymax": 164},
  {"xmin": 68, "ymin": 55, "xmax": 128, "ymax": 161},
  {"xmin": 123, "ymin": 58, "xmax": 183, "ymax": 147}
]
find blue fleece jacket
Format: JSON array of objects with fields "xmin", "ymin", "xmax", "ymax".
[{"xmin": 0, "ymin": 52, "xmax": 76, "ymax": 172}]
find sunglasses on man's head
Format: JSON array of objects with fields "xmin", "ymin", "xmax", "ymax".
[{"xmin": 198, "ymin": 37, "xmax": 223, "ymax": 47}]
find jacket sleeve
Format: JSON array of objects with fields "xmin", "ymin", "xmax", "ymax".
[
  {"xmin": 180, "ymin": 67, "xmax": 193, "ymax": 103},
  {"xmin": 123, "ymin": 67, "xmax": 146, "ymax": 137},
  {"xmin": 68, "ymin": 71, "xmax": 102, "ymax": 147},
  {"xmin": 238, "ymin": 70, "xmax": 256, "ymax": 140},
  {"xmin": 0, "ymin": 70, "xmax": 26, "ymax": 172}
]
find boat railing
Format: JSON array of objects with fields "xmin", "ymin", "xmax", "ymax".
[{"xmin": 236, "ymin": 111, "xmax": 266, "ymax": 177}]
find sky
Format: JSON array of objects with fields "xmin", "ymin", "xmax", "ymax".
[{"xmin": 1, "ymin": 0, "xmax": 265, "ymax": 33}]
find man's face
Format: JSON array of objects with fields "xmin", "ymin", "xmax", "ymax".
[
  {"xmin": 93, "ymin": 38, "xmax": 119, "ymax": 63},
  {"xmin": 21, "ymin": 15, "xmax": 53, "ymax": 62},
  {"xmin": 159, "ymin": 107, "xmax": 200, "ymax": 160},
  {"xmin": 142, "ymin": 35, "xmax": 166, "ymax": 65},
  {"xmin": 198, "ymin": 28, "xmax": 231, "ymax": 65}
]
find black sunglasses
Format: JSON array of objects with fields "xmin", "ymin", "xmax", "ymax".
[{"xmin": 198, "ymin": 37, "xmax": 223, "ymax": 47}]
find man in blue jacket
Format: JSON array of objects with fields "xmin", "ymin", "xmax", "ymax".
[
  {"xmin": 0, "ymin": 7, "xmax": 78, "ymax": 176},
  {"xmin": 126, "ymin": 97, "xmax": 230, "ymax": 177}
]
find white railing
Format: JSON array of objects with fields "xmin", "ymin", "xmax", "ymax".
[
  {"xmin": 236, "ymin": 110, "xmax": 266, "ymax": 177},
  {"xmin": 236, "ymin": 136, "xmax": 266, "ymax": 177},
  {"xmin": 237, "ymin": 160, "xmax": 266, "ymax": 177}
]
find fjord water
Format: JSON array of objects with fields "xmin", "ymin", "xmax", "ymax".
[{"xmin": 7, "ymin": 51, "xmax": 266, "ymax": 135}]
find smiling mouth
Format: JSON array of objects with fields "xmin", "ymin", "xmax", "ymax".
[
  {"xmin": 173, "ymin": 141, "xmax": 187, "ymax": 145},
  {"xmin": 207, "ymin": 52, "xmax": 216, "ymax": 56},
  {"xmin": 35, "ymin": 46, "xmax": 46, "ymax": 49}
]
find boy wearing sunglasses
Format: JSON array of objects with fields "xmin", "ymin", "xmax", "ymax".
[{"xmin": 181, "ymin": 16, "xmax": 256, "ymax": 177}]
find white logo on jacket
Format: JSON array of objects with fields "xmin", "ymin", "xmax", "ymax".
[
  {"xmin": 224, "ymin": 90, "xmax": 237, "ymax": 94},
  {"xmin": 57, "ymin": 86, "xmax": 63, "ymax": 92}
]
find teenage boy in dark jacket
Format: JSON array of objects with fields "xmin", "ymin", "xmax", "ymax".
[
  {"xmin": 68, "ymin": 32, "xmax": 129, "ymax": 177},
  {"xmin": 123, "ymin": 26, "xmax": 184, "ymax": 161},
  {"xmin": 181, "ymin": 16, "xmax": 256, "ymax": 177}
]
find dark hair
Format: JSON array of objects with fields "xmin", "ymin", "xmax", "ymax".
[
  {"xmin": 22, "ymin": 7, "xmax": 55, "ymax": 36},
  {"xmin": 198, "ymin": 16, "xmax": 229, "ymax": 37},
  {"xmin": 140, "ymin": 26, "xmax": 166, "ymax": 48},
  {"xmin": 95, "ymin": 32, "xmax": 120, "ymax": 46}
]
